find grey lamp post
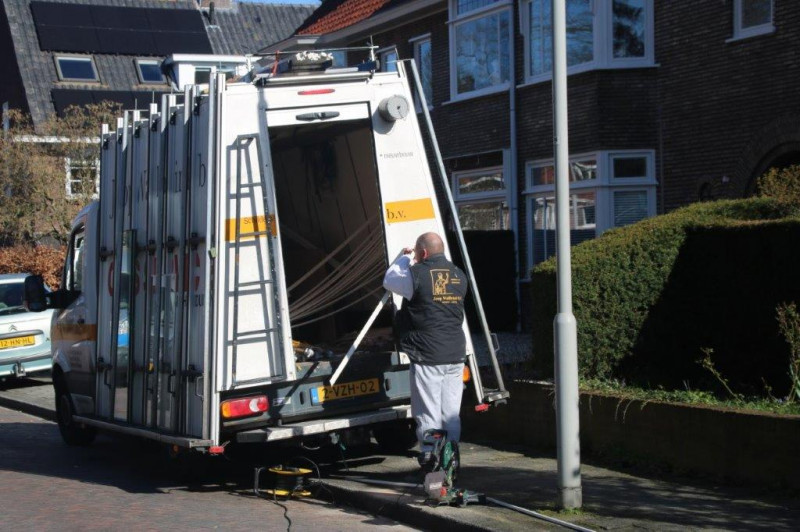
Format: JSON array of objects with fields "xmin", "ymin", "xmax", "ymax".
[{"xmin": 552, "ymin": 0, "xmax": 582, "ymax": 510}]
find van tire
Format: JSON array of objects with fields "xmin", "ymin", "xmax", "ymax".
[
  {"xmin": 372, "ymin": 420, "xmax": 417, "ymax": 453},
  {"xmin": 54, "ymin": 375, "xmax": 96, "ymax": 446}
]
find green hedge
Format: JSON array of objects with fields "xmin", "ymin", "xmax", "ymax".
[{"xmin": 530, "ymin": 198, "xmax": 800, "ymax": 396}]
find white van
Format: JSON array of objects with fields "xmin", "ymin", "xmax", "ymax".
[{"xmin": 25, "ymin": 50, "xmax": 508, "ymax": 451}]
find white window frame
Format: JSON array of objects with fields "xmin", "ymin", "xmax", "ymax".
[
  {"xmin": 448, "ymin": 0, "xmax": 513, "ymax": 102},
  {"xmin": 378, "ymin": 46, "xmax": 399, "ymax": 72},
  {"xmin": 410, "ymin": 34, "xmax": 433, "ymax": 111},
  {"xmin": 451, "ymin": 152, "xmax": 513, "ymax": 231},
  {"xmin": 65, "ymin": 157, "xmax": 100, "ymax": 199},
  {"xmin": 524, "ymin": 150, "xmax": 656, "ymax": 275},
  {"xmin": 520, "ymin": 0, "xmax": 655, "ymax": 86},
  {"xmin": 54, "ymin": 55, "xmax": 100, "ymax": 82},
  {"xmin": 730, "ymin": 0, "xmax": 774, "ymax": 41},
  {"xmin": 135, "ymin": 58, "xmax": 165, "ymax": 84}
]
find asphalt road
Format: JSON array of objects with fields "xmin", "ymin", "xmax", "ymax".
[{"xmin": 0, "ymin": 402, "xmax": 418, "ymax": 531}]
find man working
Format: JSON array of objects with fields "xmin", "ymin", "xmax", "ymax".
[{"xmin": 383, "ymin": 232, "xmax": 468, "ymax": 467}]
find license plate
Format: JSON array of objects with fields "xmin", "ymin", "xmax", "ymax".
[
  {"xmin": 0, "ymin": 335, "xmax": 35, "ymax": 349},
  {"xmin": 310, "ymin": 378, "xmax": 380, "ymax": 405}
]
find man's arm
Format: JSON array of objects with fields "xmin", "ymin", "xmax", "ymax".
[{"xmin": 383, "ymin": 250, "xmax": 414, "ymax": 301}]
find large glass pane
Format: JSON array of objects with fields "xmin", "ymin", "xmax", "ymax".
[
  {"xmin": 529, "ymin": 0, "xmax": 593, "ymax": 76},
  {"xmin": 614, "ymin": 190, "xmax": 648, "ymax": 226},
  {"xmin": 457, "ymin": 169, "xmax": 504, "ymax": 195},
  {"xmin": 742, "ymin": 0, "xmax": 771, "ymax": 28},
  {"xmin": 455, "ymin": 10, "xmax": 510, "ymax": 94},
  {"xmin": 417, "ymin": 40, "xmax": 433, "ymax": 105},
  {"xmin": 458, "ymin": 201, "xmax": 509, "ymax": 230},
  {"xmin": 57, "ymin": 57, "xmax": 97, "ymax": 81},
  {"xmin": 532, "ymin": 192, "xmax": 596, "ymax": 265},
  {"xmin": 457, "ymin": 0, "xmax": 500, "ymax": 16},
  {"xmin": 613, "ymin": 156, "xmax": 647, "ymax": 178},
  {"xmin": 613, "ymin": 0, "xmax": 645, "ymax": 58}
]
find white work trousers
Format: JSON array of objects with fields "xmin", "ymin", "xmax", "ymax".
[{"xmin": 410, "ymin": 362, "xmax": 465, "ymax": 452}]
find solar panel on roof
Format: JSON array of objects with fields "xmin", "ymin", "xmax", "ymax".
[
  {"xmin": 31, "ymin": 1, "xmax": 212, "ymax": 55},
  {"xmin": 91, "ymin": 5, "xmax": 150, "ymax": 30}
]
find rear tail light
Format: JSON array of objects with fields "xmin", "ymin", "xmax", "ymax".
[
  {"xmin": 220, "ymin": 396, "xmax": 269, "ymax": 419},
  {"xmin": 462, "ymin": 365, "xmax": 471, "ymax": 383}
]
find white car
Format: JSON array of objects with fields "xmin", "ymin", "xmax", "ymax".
[{"xmin": 0, "ymin": 274, "xmax": 55, "ymax": 378}]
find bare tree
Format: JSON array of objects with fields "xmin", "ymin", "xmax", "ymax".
[{"xmin": 0, "ymin": 102, "xmax": 120, "ymax": 245}]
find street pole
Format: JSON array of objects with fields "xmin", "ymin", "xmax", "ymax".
[{"xmin": 552, "ymin": 0, "xmax": 582, "ymax": 510}]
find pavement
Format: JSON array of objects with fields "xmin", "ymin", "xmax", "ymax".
[{"xmin": 2, "ymin": 375, "xmax": 800, "ymax": 531}]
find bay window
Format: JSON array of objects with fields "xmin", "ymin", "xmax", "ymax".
[
  {"xmin": 525, "ymin": 151, "xmax": 656, "ymax": 271},
  {"xmin": 522, "ymin": 0, "xmax": 654, "ymax": 83},
  {"xmin": 449, "ymin": 0, "xmax": 512, "ymax": 99}
]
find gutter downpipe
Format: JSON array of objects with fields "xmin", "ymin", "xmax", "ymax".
[
  {"xmin": 509, "ymin": 4, "xmax": 521, "ymax": 332},
  {"xmin": 552, "ymin": 0, "xmax": 582, "ymax": 510}
]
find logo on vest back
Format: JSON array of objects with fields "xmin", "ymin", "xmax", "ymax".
[{"xmin": 430, "ymin": 269, "xmax": 462, "ymax": 304}]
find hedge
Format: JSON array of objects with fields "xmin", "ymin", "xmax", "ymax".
[
  {"xmin": 530, "ymin": 198, "xmax": 800, "ymax": 396},
  {"xmin": 0, "ymin": 245, "xmax": 64, "ymax": 289}
]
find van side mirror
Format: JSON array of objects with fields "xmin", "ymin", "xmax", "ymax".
[{"xmin": 24, "ymin": 275, "xmax": 48, "ymax": 312}]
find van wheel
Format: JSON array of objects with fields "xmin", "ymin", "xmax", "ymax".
[
  {"xmin": 372, "ymin": 420, "xmax": 417, "ymax": 453},
  {"xmin": 54, "ymin": 376, "xmax": 96, "ymax": 446}
]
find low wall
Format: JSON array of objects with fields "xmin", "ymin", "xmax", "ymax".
[{"xmin": 462, "ymin": 381, "xmax": 800, "ymax": 490}]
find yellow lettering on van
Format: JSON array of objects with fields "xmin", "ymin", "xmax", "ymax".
[
  {"xmin": 384, "ymin": 198, "xmax": 435, "ymax": 224},
  {"xmin": 225, "ymin": 215, "xmax": 276, "ymax": 241}
]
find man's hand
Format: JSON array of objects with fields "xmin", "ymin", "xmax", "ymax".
[{"xmin": 401, "ymin": 247, "xmax": 414, "ymax": 255}]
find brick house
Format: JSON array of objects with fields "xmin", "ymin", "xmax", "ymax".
[{"xmin": 263, "ymin": 0, "xmax": 796, "ymax": 327}]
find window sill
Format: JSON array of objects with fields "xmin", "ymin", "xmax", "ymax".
[
  {"xmin": 726, "ymin": 25, "xmax": 775, "ymax": 43},
  {"xmin": 517, "ymin": 62, "xmax": 659, "ymax": 89},
  {"xmin": 443, "ymin": 84, "xmax": 511, "ymax": 106}
]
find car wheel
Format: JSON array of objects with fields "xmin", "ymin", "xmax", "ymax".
[
  {"xmin": 372, "ymin": 419, "xmax": 417, "ymax": 453},
  {"xmin": 54, "ymin": 375, "xmax": 96, "ymax": 446}
]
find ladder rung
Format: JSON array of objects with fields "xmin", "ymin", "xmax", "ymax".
[
  {"xmin": 238, "ymin": 183, "xmax": 264, "ymax": 189},
  {"xmin": 239, "ymin": 280, "xmax": 274, "ymax": 287},
  {"xmin": 234, "ymin": 328, "xmax": 280, "ymax": 338},
  {"xmin": 237, "ymin": 231, "xmax": 271, "ymax": 238}
]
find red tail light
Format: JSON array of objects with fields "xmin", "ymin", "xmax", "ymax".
[
  {"xmin": 298, "ymin": 88, "xmax": 335, "ymax": 95},
  {"xmin": 220, "ymin": 396, "xmax": 269, "ymax": 419}
]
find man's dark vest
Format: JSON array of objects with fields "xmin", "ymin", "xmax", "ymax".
[{"xmin": 395, "ymin": 254, "xmax": 468, "ymax": 365}]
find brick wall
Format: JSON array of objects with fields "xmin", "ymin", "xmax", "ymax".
[{"xmin": 656, "ymin": 0, "xmax": 800, "ymax": 211}]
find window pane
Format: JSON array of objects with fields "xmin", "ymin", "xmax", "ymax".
[
  {"xmin": 613, "ymin": 156, "xmax": 647, "ymax": 178},
  {"xmin": 531, "ymin": 159, "xmax": 595, "ymax": 187},
  {"xmin": 529, "ymin": 0, "xmax": 593, "ymax": 76},
  {"xmin": 613, "ymin": 0, "xmax": 645, "ymax": 58},
  {"xmin": 742, "ymin": 0, "xmax": 771, "ymax": 28},
  {"xmin": 571, "ymin": 158, "xmax": 596, "ymax": 181},
  {"xmin": 382, "ymin": 51, "xmax": 398, "ymax": 72},
  {"xmin": 458, "ymin": 169, "xmax": 504, "ymax": 195},
  {"xmin": 138, "ymin": 62, "xmax": 163, "ymax": 83},
  {"xmin": 417, "ymin": 40, "xmax": 433, "ymax": 105},
  {"xmin": 458, "ymin": 201, "xmax": 509, "ymax": 230},
  {"xmin": 58, "ymin": 58, "xmax": 97, "ymax": 80},
  {"xmin": 532, "ymin": 191, "xmax": 596, "ymax": 265},
  {"xmin": 614, "ymin": 190, "xmax": 648, "ymax": 226},
  {"xmin": 531, "ymin": 165, "xmax": 554, "ymax": 186},
  {"xmin": 457, "ymin": 0, "xmax": 500, "ymax": 16},
  {"xmin": 455, "ymin": 10, "xmax": 510, "ymax": 94},
  {"xmin": 195, "ymin": 69, "xmax": 211, "ymax": 84}
]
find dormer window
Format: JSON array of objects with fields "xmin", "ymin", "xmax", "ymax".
[
  {"xmin": 55, "ymin": 55, "xmax": 99, "ymax": 82},
  {"xmin": 136, "ymin": 59, "xmax": 165, "ymax": 84}
]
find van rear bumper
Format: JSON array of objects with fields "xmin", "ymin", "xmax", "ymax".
[{"xmin": 235, "ymin": 404, "xmax": 411, "ymax": 443}]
